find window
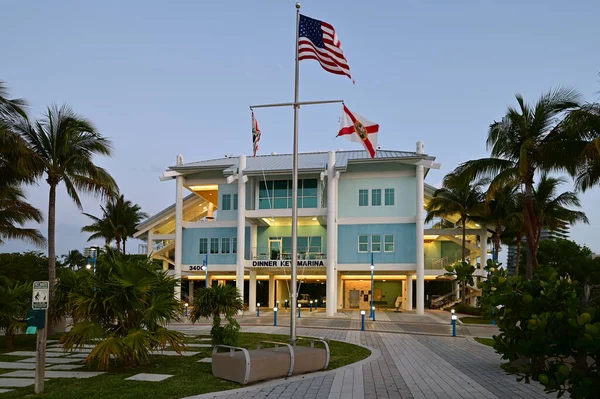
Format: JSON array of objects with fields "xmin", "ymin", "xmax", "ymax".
[
  {"xmin": 358, "ymin": 235, "xmax": 369, "ymax": 252},
  {"xmin": 233, "ymin": 194, "xmax": 238, "ymax": 210},
  {"xmin": 372, "ymin": 189, "xmax": 382, "ymax": 206},
  {"xmin": 210, "ymin": 238, "xmax": 219, "ymax": 254},
  {"xmin": 232, "ymin": 237, "xmax": 237, "ymax": 253},
  {"xmin": 358, "ymin": 189, "xmax": 369, "ymax": 206},
  {"xmin": 259, "ymin": 179, "xmax": 319, "ymax": 209},
  {"xmin": 384, "ymin": 235, "xmax": 394, "ymax": 252},
  {"xmin": 221, "ymin": 237, "xmax": 231, "ymax": 254},
  {"xmin": 309, "ymin": 237, "xmax": 322, "ymax": 254},
  {"xmin": 385, "ymin": 188, "xmax": 395, "ymax": 206},
  {"xmin": 222, "ymin": 194, "xmax": 231, "ymax": 210},
  {"xmin": 199, "ymin": 238, "xmax": 208, "ymax": 254},
  {"xmin": 371, "ymin": 235, "xmax": 381, "ymax": 252},
  {"xmin": 281, "ymin": 236, "xmax": 322, "ymax": 255}
]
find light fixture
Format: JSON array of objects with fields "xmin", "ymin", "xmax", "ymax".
[
  {"xmin": 383, "ymin": 279, "xmax": 386, "ymax": 282},
  {"xmin": 312, "ymin": 217, "xmax": 317, "ymax": 221},
  {"xmin": 86, "ymin": 263, "xmax": 92, "ymax": 270},
  {"xmin": 370, "ymin": 265, "xmax": 375, "ymax": 270},
  {"xmin": 189, "ymin": 184, "xmax": 219, "ymax": 191},
  {"xmin": 360, "ymin": 310, "xmax": 366, "ymax": 315}
]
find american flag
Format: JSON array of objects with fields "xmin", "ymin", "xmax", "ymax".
[{"xmin": 298, "ymin": 14, "xmax": 353, "ymax": 82}]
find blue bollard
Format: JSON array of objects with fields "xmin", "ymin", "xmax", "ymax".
[
  {"xmin": 372, "ymin": 306, "xmax": 376, "ymax": 321},
  {"xmin": 298, "ymin": 305, "xmax": 301, "ymax": 318},
  {"xmin": 310, "ymin": 301, "xmax": 313, "ymax": 312},
  {"xmin": 185, "ymin": 303, "xmax": 188, "ymax": 317},
  {"xmin": 257, "ymin": 303, "xmax": 260, "ymax": 317},
  {"xmin": 451, "ymin": 315, "xmax": 457, "ymax": 337},
  {"xmin": 491, "ymin": 307, "xmax": 496, "ymax": 325},
  {"xmin": 361, "ymin": 310, "xmax": 365, "ymax": 331},
  {"xmin": 273, "ymin": 307, "xmax": 278, "ymax": 326}
]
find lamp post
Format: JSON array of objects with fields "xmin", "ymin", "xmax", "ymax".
[
  {"xmin": 273, "ymin": 307, "xmax": 278, "ymax": 326},
  {"xmin": 84, "ymin": 246, "xmax": 99, "ymax": 273},
  {"xmin": 370, "ymin": 256, "xmax": 375, "ymax": 319},
  {"xmin": 201, "ymin": 254, "xmax": 208, "ymax": 288},
  {"xmin": 257, "ymin": 303, "xmax": 261, "ymax": 317},
  {"xmin": 360, "ymin": 310, "xmax": 365, "ymax": 331}
]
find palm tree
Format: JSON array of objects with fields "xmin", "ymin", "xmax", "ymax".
[
  {"xmin": 0, "ymin": 277, "xmax": 32, "ymax": 349},
  {"xmin": 481, "ymin": 183, "xmax": 520, "ymax": 262},
  {"xmin": 425, "ymin": 172, "xmax": 488, "ymax": 262},
  {"xmin": 0, "ymin": 83, "xmax": 45, "ymax": 246},
  {"xmin": 190, "ymin": 284, "xmax": 243, "ymax": 346},
  {"xmin": 13, "ymin": 104, "xmax": 118, "ymax": 309},
  {"xmin": 455, "ymin": 88, "xmax": 585, "ymax": 279},
  {"xmin": 61, "ymin": 249, "xmax": 86, "ymax": 269},
  {"xmin": 82, "ymin": 195, "xmax": 147, "ymax": 253},
  {"xmin": 532, "ymin": 174, "xmax": 588, "ymax": 248}
]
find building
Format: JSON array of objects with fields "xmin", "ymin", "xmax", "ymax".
[
  {"xmin": 134, "ymin": 143, "xmax": 490, "ymax": 315},
  {"xmin": 506, "ymin": 227, "xmax": 570, "ymax": 275}
]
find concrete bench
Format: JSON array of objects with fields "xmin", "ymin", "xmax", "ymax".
[{"xmin": 211, "ymin": 338, "xmax": 330, "ymax": 385}]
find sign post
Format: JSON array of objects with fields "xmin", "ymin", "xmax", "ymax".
[{"xmin": 31, "ymin": 281, "xmax": 49, "ymax": 394}]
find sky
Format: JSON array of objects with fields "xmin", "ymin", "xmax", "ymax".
[{"xmin": 2, "ymin": 0, "xmax": 600, "ymax": 261}]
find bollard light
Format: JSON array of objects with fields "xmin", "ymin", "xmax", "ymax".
[
  {"xmin": 298, "ymin": 303, "xmax": 301, "ymax": 318},
  {"xmin": 360, "ymin": 310, "xmax": 366, "ymax": 331},
  {"xmin": 451, "ymin": 314, "xmax": 457, "ymax": 337},
  {"xmin": 310, "ymin": 300, "xmax": 313, "ymax": 312},
  {"xmin": 257, "ymin": 303, "xmax": 261, "ymax": 317},
  {"xmin": 185, "ymin": 303, "xmax": 189, "ymax": 317},
  {"xmin": 273, "ymin": 307, "xmax": 278, "ymax": 326},
  {"xmin": 285, "ymin": 299, "xmax": 289, "ymax": 309},
  {"xmin": 372, "ymin": 306, "xmax": 376, "ymax": 321}
]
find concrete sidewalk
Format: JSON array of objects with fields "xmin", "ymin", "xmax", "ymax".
[{"xmin": 174, "ymin": 324, "xmax": 558, "ymax": 399}]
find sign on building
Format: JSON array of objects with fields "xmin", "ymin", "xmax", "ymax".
[
  {"xmin": 32, "ymin": 281, "xmax": 49, "ymax": 310},
  {"xmin": 251, "ymin": 260, "xmax": 325, "ymax": 267}
]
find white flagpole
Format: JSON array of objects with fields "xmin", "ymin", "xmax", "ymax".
[{"xmin": 290, "ymin": 2, "xmax": 301, "ymax": 342}]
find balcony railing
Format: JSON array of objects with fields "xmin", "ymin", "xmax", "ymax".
[{"xmin": 246, "ymin": 247, "xmax": 326, "ymax": 261}]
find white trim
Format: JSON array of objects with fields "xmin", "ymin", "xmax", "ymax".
[
  {"xmin": 338, "ymin": 216, "xmax": 416, "ymax": 225},
  {"xmin": 337, "ymin": 263, "xmax": 417, "ymax": 271},
  {"xmin": 245, "ymin": 207, "xmax": 327, "ymax": 219},
  {"xmin": 182, "ymin": 221, "xmax": 238, "ymax": 228},
  {"xmin": 152, "ymin": 234, "xmax": 175, "ymax": 240},
  {"xmin": 183, "ymin": 177, "xmax": 227, "ymax": 187},
  {"xmin": 338, "ymin": 170, "xmax": 415, "ymax": 179}
]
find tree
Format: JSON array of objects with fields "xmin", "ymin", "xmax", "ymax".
[
  {"xmin": 0, "ymin": 82, "xmax": 44, "ymax": 246},
  {"xmin": 61, "ymin": 249, "xmax": 86, "ymax": 269},
  {"xmin": 425, "ymin": 172, "xmax": 488, "ymax": 262},
  {"xmin": 481, "ymin": 183, "xmax": 520, "ymax": 262},
  {"xmin": 13, "ymin": 104, "xmax": 118, "ymax": 312},
  {"xmin": 82, "ymin": 195, "xmax": 147, "ymax": 253},
  {"xmin": 444, "ymin": 261, "xmax": 476, "ymax": 304},
  {"xmin": 456, "ymin": 88, "xmax": 586, "ymax": 279},
  {"xmin": 0, "ymin": 251, "xmax": 49, "ymax": 283},
  {"xmin": 190, "ymin": 284, "xmax": 243, "ymax": 346},
  {"xmin": 532, "ymin": 174, "xmax": 588, "ymax": 248},
  {"xmin": 0, "ymin": 277, "xmax": 32, "ymax": 349},
  {"xmin": 55, "ymin": 251, "xmax": 186, "ymax": 370}
]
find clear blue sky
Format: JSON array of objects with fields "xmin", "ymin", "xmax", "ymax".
[{"xmin": 3, "ymin": 0, "xmax": 600, "ymax": 259}]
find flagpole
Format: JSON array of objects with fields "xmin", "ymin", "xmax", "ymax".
[{"xmin": 290, "ymin": 1, "xmax": 301, "ymax": 342}]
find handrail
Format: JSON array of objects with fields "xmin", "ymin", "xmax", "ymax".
[
  {"xmin": 257, "ymin": 340, "xmax": 295, "ymax": 377},
  {"xmin": 212, "ymin": 345, "xmax": 252, "ymax": 384}
]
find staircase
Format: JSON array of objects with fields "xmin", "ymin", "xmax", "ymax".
[{"xmin": 430, "ymin": 286, "xmax": 481, "ymax": 310}]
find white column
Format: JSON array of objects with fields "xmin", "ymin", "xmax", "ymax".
[
  {"xmin": 268, "ymin": 274, "xmax": 275, "ymax": 308},
  {"xmin": 250, "ymin": 224, "xmax": 258, "ymax": 259},
  {"xmin": 407, "ymin": 273, "xmax": 413, "ymax": 310},
  {"xmin": 236, "ymin": 155, "xmax": 247, "ymax": 303},
  {"xmin": 188, "ymin": 280, "xmax": 194, "ymax": 303},
  {"xmin": 147, "ymin": 230, "xmax": 153, "ymax": 256},
  {"xmin": 326, "ymin": 151, "xmax": 336, "ymax": 316},
  {"xmin": 249, "ymin": 269, "xmax": 257, "ymax": 312},
  {"xmin": 416, "ymin": 141, "xmax": 425, "ymax": 315},
  {"xmin": 207, "ymin": 202, "xmax": 214, "ymax": 219},
  {"xmin": 480, "ymin": 225, "xmax": 488, "ymax": 267},
  {"xmin": 174, "ymin": 154, "xmax": 184, "ymax": 301}
]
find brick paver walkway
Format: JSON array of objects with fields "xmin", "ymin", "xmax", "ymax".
[{"xmin": 176, "ymin": 322, "xmax": 559, "ymax": 399}]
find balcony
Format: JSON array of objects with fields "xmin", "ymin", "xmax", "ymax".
[{"xmin": 246, "ymin": 246, "xmax": 326, "ymax": 261}]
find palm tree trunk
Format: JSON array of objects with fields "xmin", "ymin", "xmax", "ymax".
[
  {"xmin": 523, "ymin": 181, "xmax": 538, "ymax": 280},
  {"xmin": 116, "ymin": 236, "xmax": 121, "ymax": 253},
  {"xmin": 515, "ymin": 240, "xmax": 522, "ymax": 276},
  {"xmin": 461, "ymin": 218, "xmax": 467, "ymax": 263},
  {"xmin": 123, "ymin": 239, "xmax": 126, "ymax": 255},
  {"xmin": 47, "ymin": 182, "xmax": 57, "ymax": 334}
]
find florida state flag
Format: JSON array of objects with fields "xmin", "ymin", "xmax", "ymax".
[
  {"xmin": 337, "ymin": 105, "xmax": 379, "ymax": 158},
  {"xmin": 251, "ymin": 110, "xmax": 261, "ymax": 157}
]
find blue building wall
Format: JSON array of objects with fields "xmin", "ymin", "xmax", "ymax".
[
  {"xmin": 337, "ymin": 176, "xmax": 416, "ymax": 218},
  {"xmin": 182, "ymin": 226, "xmax": 249, "ymax": 264},
  {"xmin": 216, "ymin": 184, "xmax": 238, "ymax": 221},
  {"xmin": 337, "ymin": 223, "xmax": 416, "ymax": 264}
]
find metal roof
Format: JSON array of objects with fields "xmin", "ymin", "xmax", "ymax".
[{"xmin": 170, "ymin": 150, "xmax": 434, "ymax": 174}]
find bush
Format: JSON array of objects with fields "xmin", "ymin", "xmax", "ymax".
[
  {"xmin": 450, "ymin": 303, "xmax": 481, "ymax": 316},
  {"xmin": 190, "ymin": 284, "xmax": 243, "ymax": 346},
  {"xmin": 482, "ymin": 257, "xmax": 600, "ymax": 399},
  {"xmin": 54, "ymin": 251, "xmax": 186, "ymax": 370},
  {"xmin": 0, "ymin": 277, "xmax": 31, "ymax": 348}
]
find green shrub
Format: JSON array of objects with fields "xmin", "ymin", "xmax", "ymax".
[
  {"xmin": 0, "ymin": 277, "xmax": 31, "ymax": 349},
  {"xmin": 54, "ymin": 251, "xmax": 186, "ymax": 370},
  {"xmin": 190, "ymin": 284, "xmax": 243, "ymax": 346},
  {"xmin": 450, "ymin": 303, "xmax": 481, "ymax": 316}
]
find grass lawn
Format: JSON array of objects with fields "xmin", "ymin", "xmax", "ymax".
[
  {"xmin": 0, "ymin": 332, "xmax": 370, "ymax": 399},
  {"xmin": 460, "ymin": 316, "xmax": 494, "ymax": 325},
  {"xmin": 474, "ymin": 337, "xmax": 495, "ymax": 347}
]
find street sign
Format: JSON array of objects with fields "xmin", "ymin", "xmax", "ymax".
[{"xmin": 32, "ymin": 281, "xmax": 49, "ymax": 310}]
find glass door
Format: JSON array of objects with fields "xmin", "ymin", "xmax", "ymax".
[{"xmin": 269, "ymin": 238, "xmax": 283, "ymax": 260}]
